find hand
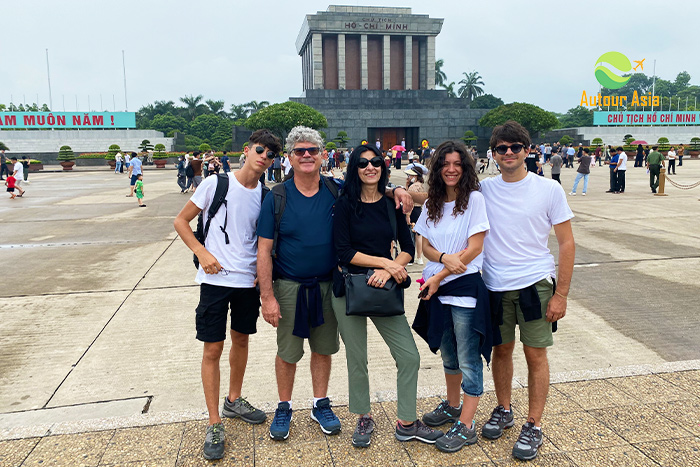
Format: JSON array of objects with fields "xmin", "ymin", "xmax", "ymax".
[
  {"xmin": 614, "ymin": 168, "xmax": 617, "ymax": 172},
  {"xmin": 394, "ymin": 187, "xmax": 414, "ymax": 214},
  {"xmin": 545, "ymin": 293, "xmax": 567, "ymax": 322},
  {"xmin": 441, "ymin": 252, "xmax": 466, "ymax": 275},
  {"xmin": 419, "ymin": 276, "xmax": 440, "ymax": 300},
  {"xmin": 196, "ymin": 249, "xmax": 222, "ymax": 275},
  {"xmin": 261, "ymin": 296, "xmax": 282, "ymax": 327},
  {"xmin": 382, "ymin": 259, "xmax": 408, "ymax": 283},
  {"xmin": 368, "ymin": 269, "xmax": 392, "ymax": 288}
]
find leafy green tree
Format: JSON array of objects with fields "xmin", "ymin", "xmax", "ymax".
[
  {"xmin": 58, "ymin": 145, "xmax": 75, "ymax": 161},
  {"xmin": 559, "ymin": 135, "xmax": 573, "ymax": 146},
  {"xmin": 151, "ymin": 114, "xmax": 189, "ymax": 136},
  {"xmin": 17, "ymin": 104, "xmax": 26, "ymax": 111},
  {"xmin": 244, "ymin": 101, "xmax": 328, "ymax": 140},
  {"xmin": 244, "ymin": 100, "xmax": 270, "ymax": 115},
  {"xmin": 443, "ymin": 82, "xmax": 457, "ymax": 98},
  {"xmin": 0, "ymin": 104, "xmax": 6, "ymax": 111},
  {"xmin": 0, "ymin": 142, "xmax": 9, "ymax": 150},
  {"xmin": 457, "ymin": 71, "xmax": 485, "ymax": 102},
  {"xmin": 180, "ymin": 94, "xmax": 206, "ymax": 121},
  {"xmin": 333, "ymin": 131, "xmax": 349, "ymax": 147},
  {"xmin": 558, "ymin": 106, "xmax": 594, "ymax": 128},
  {"xmin": 184, "ymin": 135, "xmax": 203, "ymax": 152},
  {"xmin": 591, "ymin": 138, "xmax": 603, "ymax": 146},
  {"xmin": 470, "ymin": 94, "xmax": 504, "ymax": 109},
  {"xmin": 479, "ymin": 103, "xmax": 559, "ymax": 137},
  {"xmin": 325, "ymin": 142, "xmax": 337, "ymax": 151},
  {"xmin": 206, "ymin": 99, "xmax": 227, "ymax": 117},
  {"xmin": 8, "ymin": 103, "xmax": 17, "ymax": 111},
  {"xmin": 26, "ymin": 103, "xmax": 39, "ymax": 112},
  {"xmin": 190, "ymin": 114, "xmax": 233, "ymax": 150},
  {"xmin": 105, "ymin": 144, "xmax": 121, "ymax": 161},
  {"xmin": 154, "ymin": 143, "xmax": 166, "ymax": 153},
  {"xmin": 229, "ymin": 104, "xmax": 249, "ymax": 121},
  {"xmin": 435, "ymin": 59, "xmax": 447, "ymax": 88},
  {"xmin": 139, "ymin": 139, "xmax": 154, "ymax": 151},
  {"xmin": 461, "ymin": 130, "xmax": 477, "ymax": 145},
  {"xmin": 199, "ymin": 143, "xmax": 212, "ymax": 152},
  {"xmin": 40, "ymin": 104, "xmax": 50, "ymax": 112},
  {"xmin": 673, "ymin": 71, "xmax": 691, "ymax": 93}
]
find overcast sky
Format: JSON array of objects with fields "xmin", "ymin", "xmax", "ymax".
[{"xmin": 2, "ymin": 0, "xmax": 697, "ymax": 114}]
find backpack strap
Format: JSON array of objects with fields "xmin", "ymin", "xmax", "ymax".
[
  {"xmin": 271, "ymin": 183, "xmax": 287, "ymax": 259},
  {"xmin": 385, "ymin": 197, "xmax": 397, "ymax": 258},
  {"xmin": 321, "ymin": 175, "xmax": 341, "ymax": 199},
  {"xmin": 203, "ymin": 173, "xmax": 230, "ymax": 244}
]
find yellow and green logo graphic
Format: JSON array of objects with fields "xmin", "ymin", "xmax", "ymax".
[{"xmin": 594, "ymin": 51, "xmax": 633, "ymax": 90}]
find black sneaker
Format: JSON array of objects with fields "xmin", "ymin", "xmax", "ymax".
[
  {"xmin": 422, "ymin": 400, "xmax": 462, "ymax": 427},
  {"xmin": 270, "ymin": 402, "xmax": 293, "ymax": 440},
  {"xmin": 481, "ymin": 405, "xmax": 514, "ymax": 440},
  {"xmin": 352, "ymin": 415, "xmax": 375, "ymax": 448},
  {"xmin": 222, "ymin": 396, "xmax": 267, "ymax": 424},
  {"xmin": 395, "ymin": 420, "xmax": 444, "ymax": 444},
  {"xmin": 512, "ymin": 419, "xmax": 543, "ymax": 461},
  {"xmin": 203, "ymin": 422, "xmax": 225, "ymax": 460},
  {"xmin": 436, "ymin": 420, "xmax": 478, "ymax": 453}
]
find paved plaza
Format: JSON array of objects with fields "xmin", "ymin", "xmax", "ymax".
[{"xmin": 1, "ymin": 162, "xmax": 699, "ymax": 466}]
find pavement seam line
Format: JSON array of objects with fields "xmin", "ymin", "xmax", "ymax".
[
  {"xmin": 94, "ymin": 428, "xmax": 118, "ymax": 466},
  {"xmin": 3, "ymin": 396, "xmax": 152, "ymax": 416},
  {"xmin": 41, "ymin": 236, "xmax": 179, "ymax": 409}
]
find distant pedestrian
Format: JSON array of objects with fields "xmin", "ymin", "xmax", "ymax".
[
  {"xmin": 21, "ymin": 156, "xmax": 29, "ymax": 183},
  {"xmin": 273, "ymin": 153, "xmax": 282, "ymax": 182},
  {"xmin": 134, "ymin": 174, "xmax": 146, "ymax": 207},
  {"xmin": 191, "ymin": 152, "xmax": 204, "ymax": 192},
  {"xmin": 10, "ymin": 157, "xmax": 25, "ymax": 197},
  {"xmin": 646, "ymin": 146, "xmax": 665, "ymax": 193},
  {"xmin": 549, "ymin": 150, "xmax": 563, "ymax": 184},
  {"xmin": 176, "ymin": 156, "xmax": 187, "ymax": 193},
  {"xmin": 221, "ymin": 151, "xmax": 230, "ymax": 173},
  {"xmin": 115, "ymin": 152, "xmax": 123, "ymax": 174},
  {"xmin": 615, "ymin": 147, "xmax": 627, "ymax": 193},
  {"xmin": 569, "ymin": 148, "xmax": 592, "ymax": 196},
  {"xmin": 635, "ymin": 144, "xmax": 644, "ymax": 167},
  {"xmin": 5, "ymin": 175, "xmax": 17, "ymax": 199},
  {"xmin": 124, "ymin": 152, "xmax": 131, "ymax": 170},
  {"xmin": 0, "ymin": 149, "xmax": 9, "ymax": 180},
  {"xmin": 667, "ymin": 147, "xmax": 677, "ymax": 175},
  {"xmin": 566, "ymin": 144, "xmax": 575, "ymax": 168},
  {"xmin": 127, "ymin": 153, "xmax": 142, "ymax": 197},
  {"xmin": 677, "ymin": 144, "xmax": 685, "ymax": 166}
]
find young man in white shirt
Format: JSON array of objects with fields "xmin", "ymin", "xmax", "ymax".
[
  {"xmin": 479, "ymin": 121, "xmax": 575, "ymax": 461},
  {"xmin": 173, "ymin": 129, "xmax": 281, "ymax": 461},
  {"xmin": 10, "ymin": 157, "xmax": 25, "ymax": 197},
  {"xmin": 614, "ymin": 147, "xmax": 628, "ymax": 193}
]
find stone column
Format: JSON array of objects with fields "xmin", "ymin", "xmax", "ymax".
[
  {"xmin": 404, "ymin": 35, "xmax": 412, "ymax": 90},
  {"xmin": 361, "ymin": 34, "xmax": 368, "ymax": 90},
  {"xmin": 338, "ymin": 34, "xmax": 346, "ymax": 90},
  {"xmin": 426, "ymin": 35, "xmax": 436, "ymax": 90},
  {"xmin": 383, "ymin": 35, "xmax": 391, "ymax": 90},
  {"xmin": 312, "ymin": 33, "xmax": 323, "ymax": 90}
]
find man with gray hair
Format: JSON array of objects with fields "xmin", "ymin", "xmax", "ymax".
[{"xmin": 257, "ymin": 126, "xmax": 415, "ymax": 441}]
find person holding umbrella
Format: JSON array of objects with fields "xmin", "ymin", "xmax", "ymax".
[{"xmin": 392, "ymin": 144, "xmax": 406, "ymax": 170}]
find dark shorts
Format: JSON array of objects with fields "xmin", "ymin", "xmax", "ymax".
[
  {"xmin": 195, "ymin": 284, "xmax": 260, "ymax": 342},
  {"xmin": 130, "ymin": 174, "xmax": 140, "ymax": 186},
  {"xmin": 7, "ymin": 187, "xmax": 14, "ymax": 192}
]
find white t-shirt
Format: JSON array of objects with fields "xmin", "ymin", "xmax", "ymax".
[
  {"xmin": 480, "ymin": 172, "xmax": 574, "ymax": 291},
  {"xmin": 414, "ymin": 191, "xmax": 490, "ymax": 308},
  {"xmin": 617, "ymin": 152, "xmax": 628, "ymax": 170},
  {"xmin": 124, "ymin": 153, "xmax": 131, "ymax": 163},
  {"xmin": 282, "ymin": 156, "xmax": 292, "ymax": 175},
  {"xmin": 13, "ymin": 162, "xmax": 23, "ymax": 180},
  {"xmin": 190, "ymin": 173, "xmax": 263, "ymax": 288},
  {"xmin": 667, "ymin": 150, "xmax": 676, "ymax": 160},
  {"xmin": 487, "ymin": 149, "xmax": 493, "ymax": 160}
]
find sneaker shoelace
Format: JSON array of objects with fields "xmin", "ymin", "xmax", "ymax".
[
  {"xmin": 273, "ymin": 407, "xmax": 292, "ymax": 427},
  {"xmin": 356, "ymin": 416, "xmax": 373, "ymax": 435},
  {"xmin": 237, "ymin": 397, "xmax": 256, "ymax": 411},
  {"xmin": 436, "ymin": 400, "xmax": 452, "ymax": 415},
  {"xmin": 316, "ymin": 404, "xmax": 336, "ymax": 422},
  {"xmin": 210, "ymin": 425, "xmax": 223, "ymax": 444},
  {"xmin": 518, "ymin": 423, "xmax": 539, "ymax": 443},
  {"xmin": 488, "ymin": 406, "xmax": 509, "ymax": 425}
]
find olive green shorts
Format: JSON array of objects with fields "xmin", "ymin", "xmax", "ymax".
[
  {"xmin": 498, "ymin": 278, "xmax": 554, "ymax": 348},
  {"xmin": 273, "ymin": 279, "xmax": 339, "ymax": 364}
]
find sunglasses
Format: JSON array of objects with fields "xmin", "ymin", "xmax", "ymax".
[
  {"xmin": 255, "ymin": 145, "xmax": 277, "ymax": 159},
  {"xmin": 291, "ymin": 147, "xmax": 320, "ymax": 156},
  {"xmin": 357, "ymin": 156, "xmax": 384, "ymax": 169},
  {"xmin": 494, "ymin": 144, "xmax": 526, "ymax": 155}
]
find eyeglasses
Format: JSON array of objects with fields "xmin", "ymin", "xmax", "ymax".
[
  {"xmin": 291, "ymin": 147, "xmax": 320, "ymax": 156},
  {"xmin": 219, "ymin": 268, "xmax": 234, "ymax": 276},
  {"xmin": 357, "ymin": 156, "xmax": 384, "ymax": 169},
  {"xmin": 255, "ymin": 145, "xmax": 276, "ymax": 159},
  {"xmin": 494, "ymin": 144, "xmax": 526, "ymax": 155}
]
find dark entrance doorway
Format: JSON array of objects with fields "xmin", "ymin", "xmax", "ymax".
[{"xmin": 368, "ymin": 127, "xmax": 419, "ymax": 153}]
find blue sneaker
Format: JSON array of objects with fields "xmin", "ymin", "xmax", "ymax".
[
  {"xmin": 270, "ymin": 401, "xmax": 293, "ymax": 441},
  {"xmin": 310, "ymin": 397, "xmax": 341, "ymax": 435}
]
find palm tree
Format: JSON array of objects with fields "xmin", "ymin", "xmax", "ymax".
[
  {"xmin": 243, "ymin": 100, "xmax": 270, "ymax": 115},
  {"xmin": 180, "ymin": 94, "xmax": 205, "ymax": 120},
  {"xmin": 457, "ymin": 71, "xmax": 485, "ymax": 103},
  {"xmin": 153, "ymin": 100, "xmax": 177, "ymax": 115},
  {"xmin": 435, "ymin": 59, "xmax": 447, "ymax": 88},
  {"xmin": 206, "ymin": 99, "xmax": 227, "ymax": 117},
  {"xmin": 444, "ymin": 82, "xmax": 457, "ymax": 98},
  {"xmin": 229, "ymin": 104, "xmax": 250, "ymax": 120}
]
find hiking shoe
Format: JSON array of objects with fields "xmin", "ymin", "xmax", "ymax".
[
  {"xmin": 352, "ymin": 415, "xmax": 375, "ymax": 448},
  {"xmin": 395, "ymin": 420, "xmax": 444, "ymax": 444},
  {"xmin": 512, "ymin": 420, "xmax": 543, "ymax": 461},
  {"xmin": 481, "ymin": 405, "xmax": 514, "ymax": 440},
  {"xmin": 310, "ymin": 398, "xmax": 341, "ymax": 435},
  {"xmin": 203, "ymin": 422, "xmax": 225, "ymax": 460},
  {"xmin": 422, "ymin": 400, "xmax": 462, "ymax": 427},
  {"xmin": 270, "ymin": 402, "xmax": 293, "ymax": 440},
  {"xmin": 568, "ymin": 192, "xmax": 576, "ymax": 196},
  {"xmin": 222, "ymin": 396, "xmax": 267, "ymax": 424},
  {"xmin": 436, "ymin": 420, "xmax": 478, "ymax": 453}
]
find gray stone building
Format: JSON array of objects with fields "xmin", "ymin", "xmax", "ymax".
[{"xmin": 290, "ymin": 5, "xmax": 488, "ymax": 152}]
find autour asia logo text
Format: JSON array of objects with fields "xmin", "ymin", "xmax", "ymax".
[{"xmin": 581, "ymin": 51, "xmax": 659, "ymax": 108}]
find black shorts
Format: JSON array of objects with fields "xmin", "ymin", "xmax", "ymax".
[
  {"xmin": 195, "ymin": 284, "xmax": 260, "ymax": 342},
  {"xmin": 7, "ymin": 187, "xmax": 14, "ymax": 193}
]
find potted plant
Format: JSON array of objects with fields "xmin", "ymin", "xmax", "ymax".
[
  {"xmin": 199, "ymin": 143, "xmax": 212, "ymax": 153},
  {"xmin": 105, "ymin": 144, "xmax": 120, "ymax": 169},
  {"xmin": 623, "ymin": 137, "xmax": 637, "ymax": 157},
  {"xmin": 58, "ymin": 145, "xmax": 76, "ymax": 170},
  {"xmin": 139, "ymin": 139, "xmax": 154, "ymax": 152},
  {"xmin": 689, "ymin": 137, "xmax": 700, "ymax": 157},
  {"xmin": 591, "ymin": 137, "xmax": 603, "ymax": 147},
  {"xmin": 153, "ymin": 143, "xmax": 168, "ymax": 168},
  {"xmin": 657, "ymin": 137, "xmax": 671, "ymax": 156}
]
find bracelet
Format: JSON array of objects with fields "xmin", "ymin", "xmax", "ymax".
[
  {"xmin": 439, "ymin": 252, "xmax": 445, "ymax": 263},
  {"xmin": 554, "ymin": 291, "xmax": 568, "ymax": 299}
]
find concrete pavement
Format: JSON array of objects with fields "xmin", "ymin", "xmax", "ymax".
[{"xmin": 1, "ymin": 161, "xmax": 699, "ymax": 465}]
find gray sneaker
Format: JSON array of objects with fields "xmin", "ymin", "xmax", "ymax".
[
  {"xmin": 436, "ymin": 420, "xmax": 478, "ymax": 453},
  {"xmin": 481, "ymin": 405, "xmax": 514, "ymax": 440},
  {"xmin": 352, "ymin": 415, "xmax": 375, "ymax": 448},
  {"xmin": 422, "ymin": 400, "xmax": 462, "ymax": 427},
  {"xmin": 512, "ymin": 420, "xmax": 543, "ymax": 461},
  {"xmin": 203, "ymin": 422, "xmax": 225, "ymax": 460},
  {"xmin": 395, "ymin": 420, "xmax": 444, "ymax": 444},
  {"xmin": 222, "ymin": 396, "xmax": 267, "ymax": 424}
]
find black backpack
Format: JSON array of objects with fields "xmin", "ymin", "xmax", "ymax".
[
  {"xmin": 192, "ymin": 174, "xmax": 270, "ymax": 268},
  {"xmin": 269, "ymin": 176, "xmax": 340, "ymax": 258},
  {"xmin": 185, "ymin": 163, "xmax": 195, "ymax": 178}
]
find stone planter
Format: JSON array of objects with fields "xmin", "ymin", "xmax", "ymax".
[
  {"xmin": 29, "ymin": 163, "xmax": 43, "ymax": 172},
  {"xmin": 689, "ymin": 150, "xmax": 700, "ymax": 158},
  {"xmin": 60, "ymin": 161, "xmax": 75, "ymax": 171},
  {"xmin": 154, "ymin": 159, "xmax": 167, "ymax": 168},
  {"xmin": 107, "ymin": 160, "xmax": 116, "ymax": 169}
]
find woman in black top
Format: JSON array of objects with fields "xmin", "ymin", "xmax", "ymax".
[{"xmin": 332, "ymin": 144, "xmax": 443, "ymax": 448}]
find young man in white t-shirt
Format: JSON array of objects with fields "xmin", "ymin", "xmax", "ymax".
[
  {"xmin": 614, "ymin": 147, "xmax": 627, "ymax": 193},
  {"xmin": 173, "ymin": 129, "xmax": 281, "ymax": 461},
  {"xmin": 479, "ymin": 121, "xmax": 575, "ymax": 461},
  {"xmin": 10, "ymin": 157, "xmax": 25, "ymax": 197}
]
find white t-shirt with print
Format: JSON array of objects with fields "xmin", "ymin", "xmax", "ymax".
[
  {"xmin": 617, "ymin": 152, "xmax": 628, "ymax": 170},
  {"xmin": 13, "ymin": 162, "xmax": 23, "ymax": 180},
  {"xmin": 414, "ymin": 191, "xmax": 490, "ymax": 308},
  {"xmin": 190, "ymin": 173, "xmax": 263, "ymax": 288},
  {"xmin": 480, "ymin": 172, "xmax": 574, "ymax": 292}
]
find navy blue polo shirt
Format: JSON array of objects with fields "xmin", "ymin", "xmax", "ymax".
[
  {"xmin": 610, "ymin": 153, "xmax": 619, "ymax": 168},
  {"xmin": 257, "ymin": 179, "xmax": 337, "ymax": 280}
]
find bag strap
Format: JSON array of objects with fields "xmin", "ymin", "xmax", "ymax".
[
  {"xmin": 271, "ymin": 183, "xmax": 287, "ymax": 258},
  {"xmin": 203, "ymin": 173, "xmax": 230, "ymax": 245},
  {"xmin": 385, "ymin": 197, "xmax": 397, "ymax": 258}
]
